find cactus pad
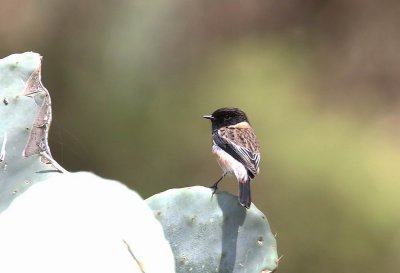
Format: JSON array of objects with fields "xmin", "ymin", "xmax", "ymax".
[
  {"xmin": 0, "ymin": 52, "xmax": 175, "ymax": 273},
  {"xmin": 146, "ymin": 186, "xmax": 279, "ymax": 273},
  {"xmin": 0, "ymin": 52, "xmax": 61, "ymax": 213}
]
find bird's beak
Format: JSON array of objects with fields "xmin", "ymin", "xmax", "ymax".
[{"xmin": 203, "ymin": 115, "xmax": 215, "ymax": 120}]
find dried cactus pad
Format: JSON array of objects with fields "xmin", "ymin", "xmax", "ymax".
[{"xmin": 146, "ymin": 186, "xmax": 278, "ymax": 273}]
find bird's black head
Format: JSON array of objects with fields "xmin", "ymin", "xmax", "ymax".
[{"xmin": 203, "ymin": 107, "xmax": 249, "ymax": 131}]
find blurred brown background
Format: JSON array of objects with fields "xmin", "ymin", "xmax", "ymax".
[{"xmin": 2, "ymin": 0, "xmax": 400, "ymax": 272}]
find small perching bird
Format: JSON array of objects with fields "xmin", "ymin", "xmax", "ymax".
[{"xmin": 203, "ymin": 107, "xmax": 261, "ymax": 208}]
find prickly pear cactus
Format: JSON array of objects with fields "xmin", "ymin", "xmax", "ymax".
[
  {"xmin": 0, "ymin": 52, "xmax": 62, "ymax": 213},
  {"xmin": 0, "ymin": 52, "xmax": 176, "ymax": 273},
  {"xmin": 146, "ymin": 186, "xmax": 279, "ymax": 273}
]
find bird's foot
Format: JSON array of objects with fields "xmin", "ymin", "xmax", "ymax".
[{"xmin": 209, "ymin": 174, "xmax": 226, "ymax": 197}]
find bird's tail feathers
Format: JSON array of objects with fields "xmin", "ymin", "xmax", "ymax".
[{"xmin": 239, "ymin": 179, "xmax": 251, "ymax": 209}]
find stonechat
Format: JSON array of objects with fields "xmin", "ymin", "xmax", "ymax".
[{"xmin": 203, "ymin": 107, "xmax": 260, "ymax": 208}]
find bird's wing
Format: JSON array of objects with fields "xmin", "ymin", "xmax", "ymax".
[{"xmin": 213, "ymin": 126, "xmax": 260, "ymax": 178}]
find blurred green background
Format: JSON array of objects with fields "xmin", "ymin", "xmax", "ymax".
[{"xmin": 2, "ymin": 0, "xmax": 400, "ymax": 272}]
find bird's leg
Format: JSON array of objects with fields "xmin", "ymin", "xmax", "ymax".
[{"xmin": 210, "ymin": 173, "xmax": 226, "ymax": 195}]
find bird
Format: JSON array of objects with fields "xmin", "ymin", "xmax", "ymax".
[{"xmin": 203, "ymin": 107, "xmax": 260, "ymax": 209}]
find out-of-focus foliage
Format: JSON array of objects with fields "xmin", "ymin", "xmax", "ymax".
[{"xmin": 1, "ymin": 1, "xmax": 399, "ymax": 272}]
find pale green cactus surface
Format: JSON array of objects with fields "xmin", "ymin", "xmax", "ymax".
[
  {"xmin": 147, "ymin": 186, "xmax": 279, "ymax": 273},
  {"xmin": 0, "ymin": 52, "xmax": 60, "ymax": 214},
  {"xmin": 0, "ymin": 52, "xmax": 176, "ymax": 273}
]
